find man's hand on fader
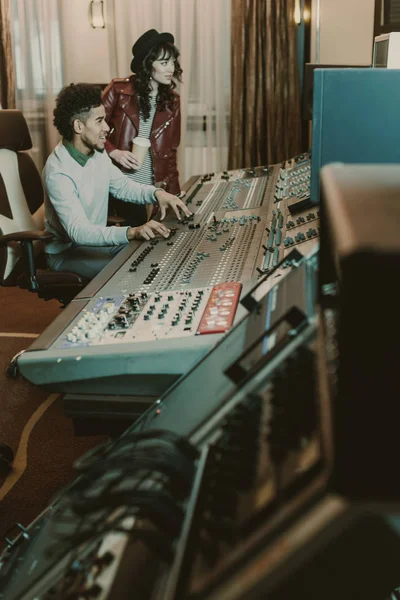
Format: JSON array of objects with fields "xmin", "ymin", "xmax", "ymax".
[
  {"xmin": 127, "ymin": 220, "xmax": 170, "ymax": 241},
  {"xmin": 154, "ymin": 189, "xmax": 192, "ymax": 221}
]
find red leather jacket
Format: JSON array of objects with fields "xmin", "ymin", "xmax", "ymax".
[{"xmin": 102, "ymin": 77, "xmax": 181, "ymax": 194}]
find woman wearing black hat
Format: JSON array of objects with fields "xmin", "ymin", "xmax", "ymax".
[{"xmin": 102, "ymin": 29, "xmax": 183, "ymax": 226}]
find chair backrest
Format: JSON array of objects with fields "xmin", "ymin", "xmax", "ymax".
[{"xmin": 0, "ymin": 109, "xmax": 45, "ymax": 284}]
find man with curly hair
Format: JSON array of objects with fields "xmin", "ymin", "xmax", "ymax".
[{"xmin": 43, "ymin": 83, "xmax": 190, "ymax": 279}]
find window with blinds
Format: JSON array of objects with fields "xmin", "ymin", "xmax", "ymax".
[
  {"xmin": 376, "ymin": 0, "xmax": 400, "ymax": 34},
  {"xmin": 385, "ymin": 0, "xmax": 400, "ymax": 22}
]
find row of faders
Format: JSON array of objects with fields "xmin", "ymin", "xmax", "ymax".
[
  {"xmin": 274, "ymin": 152, "xmax": 312, "ymax": 209},
  {"xmin": 261, "ymin": 208, "xmax": 285, "ymax": 272},
  {"xmin": 261, "ymin": 207, "xmax": 320, "ymax": 275},
  {"xmin": 261, "ymin": 151, "xmax": 319, "ymax": 277}
]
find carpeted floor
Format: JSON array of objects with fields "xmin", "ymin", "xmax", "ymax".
[{"xmin": 0, "ymin": 288, "xmax": 107, "ymax": 551}]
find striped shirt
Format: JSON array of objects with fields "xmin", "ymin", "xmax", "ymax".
[{"xmin": 128, "ymin": 95, "xmax": 157, "ymax": 186}]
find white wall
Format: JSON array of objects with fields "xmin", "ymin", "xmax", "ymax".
[
  {"xmin": 311, "ymin": 0, "xmax": 375, "ymax": 65},
  {"xmin": 60, "ymin": 0, "xmax": 116, "ymax": 85},
  {"xmin": 61, "ymin": 1, "xmax": 377, "ymax": 82}
]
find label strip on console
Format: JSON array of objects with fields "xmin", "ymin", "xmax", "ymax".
[{"xmin": 196, "ymin": 282, "xmax": 242, "ymax": 335}]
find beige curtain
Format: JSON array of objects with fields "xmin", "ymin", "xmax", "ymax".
[
  {"xmin": 0, "ymin": 0, "xmax": 16, "ymax": 108},
  {"xmin": 9, "ymin": 0, "xmax": 64, "ymax": 170},
  {"xmin": 229, "ymin": 0, "xmax": 302, "ymax": 169}
]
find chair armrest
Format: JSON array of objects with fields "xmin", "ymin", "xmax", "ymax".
[
  {"xmin": 107, "ymin": 215, "xmax": 127, "ymax": 226},
  {"xmin": 0, "ymin": 229, "xmax": 54, "ymax": 245},
  {"xmin": 0, "ymin": 229, "xmax": 54, "ymax": 292}
]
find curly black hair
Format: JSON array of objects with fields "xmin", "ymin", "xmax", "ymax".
[
  {"xmin": 134, "ymin": 42, "xmax": 183, "ymax": 120},
  {"xmin": 53, "ymin": 83, "xmax": 103, "ymax": 141}
]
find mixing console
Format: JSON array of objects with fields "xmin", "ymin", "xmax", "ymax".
[
  {"xmin": 83, "ymin": 152, "xmax": 313, "ymax": 299},
  {"xmin": 99, "ymin": 207, "xmax": 266, "ymax": 297},
  {"xmin": 181, "ymin": 166, "xmax": 273, "ymax": 228},
  {"xmin": 54, "ymin": 283, "xmax": 241, "ymax": 350},
  {"xmin": 18, "ymin": 153, "xmax": 318, "ymax": 409}
]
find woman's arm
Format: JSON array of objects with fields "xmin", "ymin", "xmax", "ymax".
[{"xmin": 102, "ymin": 81, "xmax": 139, "ymax": 169}]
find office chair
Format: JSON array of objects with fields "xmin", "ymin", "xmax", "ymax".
[
  {"xmin": 0, "ymin": 109, "xmax": 89, "ymax": 304},
  {"xmin": 0, "ymin": 109, "xmax": 89, "ymax": 378}
]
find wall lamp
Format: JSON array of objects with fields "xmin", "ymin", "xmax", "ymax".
[
  {"xmin": 294, "ymin": 0, "xmax": 301, "ymax": 25},
  {"xmin": 294, "ymin": 0, "xmax": 311, "ymax": 25},
  {"xmin": 90, "ymin": 0, "xmax": 105, "ymax": 29}
]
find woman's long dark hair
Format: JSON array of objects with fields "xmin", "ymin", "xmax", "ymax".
[{"xmin": 134, "ymin": 41, "xmax": 183, "ymax": 120}]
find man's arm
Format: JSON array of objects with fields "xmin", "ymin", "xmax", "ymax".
[
  {"xmin": 102, "ymin": 82, "xmax": 140, "ymax": 170},
  {"xmin": 45, "ymin": 172, "xmax": 170, "ymax": 244},
  {"xmin": 107, "ymin": 154, "xmax": 191, "ymax": 220},
  {"xmin": 108, "ymin": 159, "xmax": 157, "ymax": 205}
]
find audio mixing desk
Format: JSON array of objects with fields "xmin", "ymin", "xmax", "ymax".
[{"xmin": 18, "ymin": 154, "xmax": 319, "ymax": 420}]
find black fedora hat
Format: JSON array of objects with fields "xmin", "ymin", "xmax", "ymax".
[{"xmin": 130, "ymin": 29, "xmax": 174, "ymax": 73}]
